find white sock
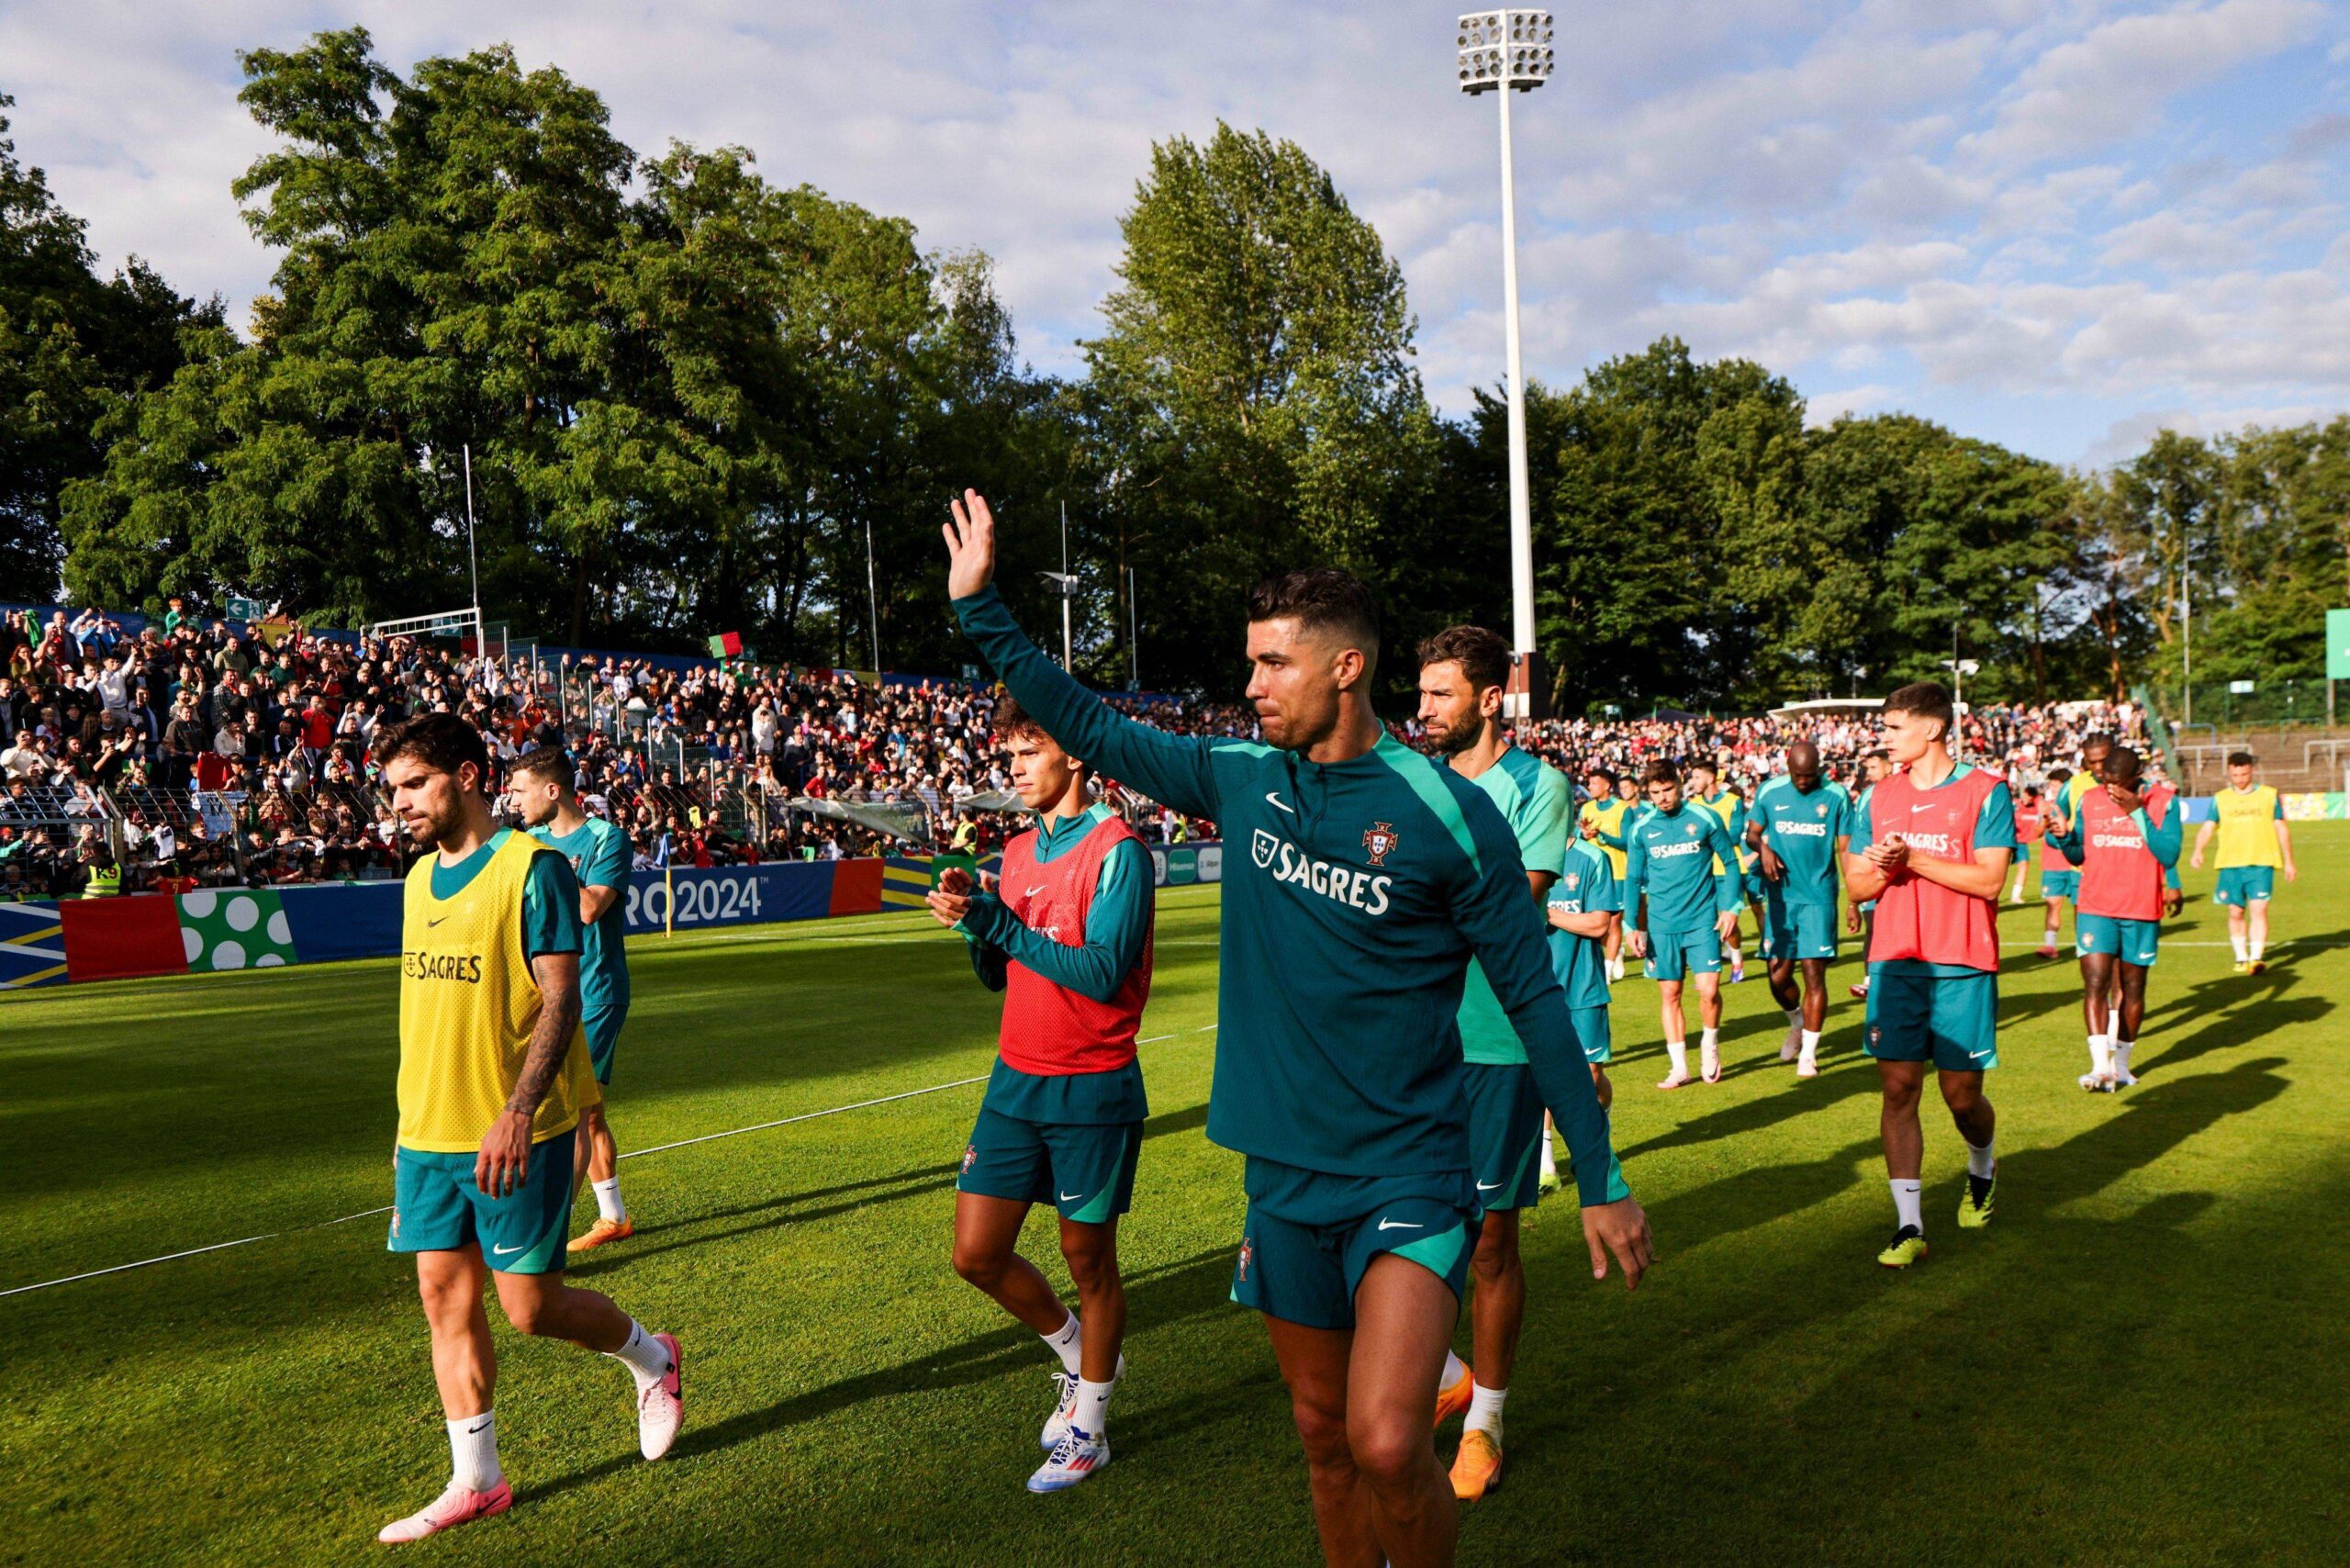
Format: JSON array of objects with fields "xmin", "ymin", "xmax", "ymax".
[
  {"xmin": 1073, "ymin": 1377, "xmax": 1115, "ymax": 1438},
  {"xmin": 2088, "ymin": 1036, "xmax": 2112, "ymax": 1078},
  {"xmin": 2043, "ymin": 921, "xmax": 2060, "ymax": 944},
  {"xmin": 1784, "ymin": 1007, "xmax": 1802, "ymax": 1028},
  {"xmin": 447, "ymin": 1410, "xmax": 502, "ymax": 1491},
  {"xmin": 1442, "ymin": 1350, "xmax": 1469, "ymax": 1388},
  {"xmin": 1044, "ymin": 1310, "xmax": 1083, "ymax": 1376},
  {"xmin": 1890, "ymin": 1179, "xmax": 1923, "ymax": 1233},
  {"xmin": 1700, "ymin": 1027, "xmax": 1719, "ymax": 1053},
  {"xmin": 1798, "ymin": 1029, "xmax": 1820, "ymax": 1061},
  {"xmin": 591, "ymin": 1177, "xmax": 626, "ymax": 1224},
  {"xmin": 2230, "ymin": 933, "xmax": 2248, "ymax": 962},
  {"xmin": 1665, "ymin": 1040, "xmax": 1688, "ymax": 1076},
  {"xmin": 1466, "ymin": 1382, "xmax": 1507, "ymax": 1439},
  {"xmin": 2250, "ymin": 935, "xmax": 2266, "ymax": 962},
  {"xmin": 2113, "ymin": 1038, "xmax": 2135, "ymax": 1077},
  {"xmin": 1537, "ymin": 1134, "xmax": 1558, "ymax": 1181},
  {"xmin": 1964, "ymin": 1136, "xmax": 1996, "ymax": 1180},
  {"xmin": 606, "ymin": 1319, "xmax": 672, "ymax": 1393}
]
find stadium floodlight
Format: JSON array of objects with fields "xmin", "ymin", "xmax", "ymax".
[
  {"xmin": 1942, "ymin": 657, "xmax": 1981, "ymax": 757},
  {"xmin": 1456, "ymin": 9, "xmax": 1555, "ymax": 719}
]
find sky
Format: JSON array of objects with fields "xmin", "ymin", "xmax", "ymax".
[{"xmin": 4, "ymin": 0, "xmax": 2346, "ymax": 466}]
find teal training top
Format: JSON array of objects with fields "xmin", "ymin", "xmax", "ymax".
[
  {"xmin": 528, "ymin": 816, "xmax": 632, "ymax": 1012},
  {"xmin": 1751, "ymin": 777, "xmax": 1851, "ymax": 909},
  {"xmin": 1452, "ymin": 745, "xmax": 1572, "ymax": 1067},
  {"xmin": 954, "ymin": 585, "xmax": 1627, "ymax": 1207},
  {"xmin": 1546, "ymin": 837, "xmax": 1621, "ymax": 1011},
  {"xmin": 431, "ymin": 828, "xmax": 582, "ymax": 963},
  {"xmin": 1623, "ymin": 801, "xmax": 1741, "ymax": 935},
  {"xmin": 961, "ymin": 800, "xmax": 1152, "ymax": 1003}
]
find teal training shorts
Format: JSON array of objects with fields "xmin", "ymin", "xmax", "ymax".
[
  {"xmin": 389, "ymin": 1133, "xmax": 576, "ymax": 1274},
  {"xmin": 1230, "ymin": 1159, "xmax": 1479, "ymax": 1332},
  {"xmin": 2212, "ymin": 866, "xmax": 2275, "ymax": 905},
  {"xmin": 583, "ymin": 1003, "xmax": 626, "ymax": 1085},
  {"xmin": 1863, "ymin": 968, "xmax": 1998, "ymax": 1073},
  {"xmin": 1647, "ymin": 928, "xmax": 1723, "ymax": 982},
  {"xmin": 1462, "ymin": 1062, "xmax": 1545, "ymax": 1213},
  {"xmin": 957, "ymin": 1106, "xmax": 1141, "ymax": 1226},
  {"xmin": 2078, "ymin": 913, "xmax": 2161, "ymax": 968},
  {"xmin": 1762, "ymin": 900, "xmax": 1839, "ymax": 962},
  {"xmin": 2040, "ymin": 868, "xmax": 2079, "ymax": 902},
  {"xmin": 1570, "ymin": 1003, "xmax": 1613, "ymax": 1065}
]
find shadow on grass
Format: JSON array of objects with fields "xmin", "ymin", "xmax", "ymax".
[
  {"xmin": 569, "ymin": 1103, "xmax": 1214, "ymax": 1280},
  {"xmin": 530, "ymin": 1242, "xmax": 1246, "ymax": 1508}
]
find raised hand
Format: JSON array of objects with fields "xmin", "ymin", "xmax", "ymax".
[{"xmin": 944, "ymin": 489, "xmax": 999, "ymax": 600}]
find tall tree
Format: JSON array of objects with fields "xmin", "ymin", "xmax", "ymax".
[{"xmin": 1083, "ymin": 122, "xmax": 1438, "ymax": 698}]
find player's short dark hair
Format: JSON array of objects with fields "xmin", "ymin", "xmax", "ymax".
[
  {"xmin": 1584, "ymin": 766, "xmax": 1616, "ymax": 787},
  {"xmin": 1882, "ymin": 681, "xmax": 1954, "ymax": 737},
  {"xmin": 509, "ymin": 745, "xmax": 576, "ymax": 790},
  {"xmin": 1643, "ymin": 758, "xmax": 1681, "ymax": 786},
  {"xmin": 993, "ymin": 698, "xmax": 1084, "ymax": 770},
  {"xmin": 2103, "ymin": 745, "xmax": 2143, "ymax": 779},
  {"xmin": 1248, "ymin": 569, "xmax": 1381, "ymax": 679},
  {"xmin": 2226, "ymin": 749, "xmax": 2255, "ymax": 767},
  {"xmin": 1416, "ymin": 624, "xmax": 1510, "ymax": 696},
  {"xmin": 1687, "ymin": 756, "xmax": 1718, "ymax": 778},
  {"xmin": 373, "ymin": 711, "xmax": 487, "ymax": 788}
]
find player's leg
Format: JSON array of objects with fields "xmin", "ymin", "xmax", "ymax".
[
  {"xmin": 569, "ymin": 1006, "xmax": 628, "ymax": 1246},
  {"xmin": 1694, "ymin": 969, "xmax": 1725, "ymax": 1082},
  {"xmin": 2111, "ymin": 957, "xmax": 2150, "ymax": 1087},
  {"xmin": 2225, "ymin": 897, "xmax": 2251, "ymax": 970},
  {"xmin": 1939, "ymin": 1068, "xmax": 1997, "ymax": 1227},
  {"xmin": 954, "ymin": 1107, "xmax": 1088, "ymax": 1408},
  {"xmin": 2247, "ymin": 887, "xmax": 2272, "ymax": 972},
  {"xmin": 1876, "ymin": 1058, "xmax": 1930, "ymax": 1266},
  {"xmin": 1265, "ymin": 1317, "xmax": 1378, "ymax": 1567},
  {"xmin": 1604, "ymin": 911, "xmax": 1623, "ymax": 981},
  {"xmin": 379, "ymin": 1246, "xmax": 513, "ymax": 1543},
  {"xmin": 1796, "ymin": 957, "xmax": 1830, "ymax": 1077},
  {"xmin": 2076, "ymin": 946, "xmax": 2116, "ymax": 1090},
  {"xmin": 1655, "ymin": 973, "xmax": 1691, "ymax": 1089},
  {"xmin": 1347, "ymin": 1254, "xmax": 1461, "ymax": 1565},
  {"xmin": 2038, "ymin": 890, "xmax": 2065, "ymax": 958},
  {"xmin": 1454, "ymin": 1209, "xmax": 1520, "ymax": 1503},
  {"xmin": 1028, "ymin": 1119, "xmax": 1143, "ymax": 1486},
  {"xmin": 1766, "ymin": 956, "xmax": 1802, "ymax": 1060},
  {"xmin": 480, "ymin": 1132, "xmax": 681, "ymax": 1461},
  {"xmin": 1850, "ymin": 908, "xmax": 1875, "ymax": 997}
]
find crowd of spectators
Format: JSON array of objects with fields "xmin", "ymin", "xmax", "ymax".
[{"xmin": 0, "ymin": 593, "xmax": 2148, "ymax": 900}]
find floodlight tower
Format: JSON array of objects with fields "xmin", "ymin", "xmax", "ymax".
[{"xmin": 1458, "ymin": 9, "xmax": 1554, "ymax": 719}]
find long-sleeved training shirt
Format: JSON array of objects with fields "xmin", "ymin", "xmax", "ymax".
[
  {"xmin": 1623, "ymin": 801, "xmax": 1742, "ymax": 934},
  {"xmin": 953, "ymin": 585, "xmax": 1627, "ymax": 1207}
]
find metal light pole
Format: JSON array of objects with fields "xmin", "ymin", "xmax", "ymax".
[
  {"xmin": 461, "ymin": 443, "xmax": 481, "ymax": 617},
  {"xmin": 1061, "ymin": 502, "xmax": 1074, "ymax": 670},
  {"xmin": 2180, "ymin": 555, "xmax": 2193, "ymax": 728},
  {"xmin": 1457, "ymin": 9, "xmax": 1553, "ymax": 719},
  {"xmin": 1127, "ymin": 564, "xmax": 1141, "ymax": 691},
  {"xmin": 1942, "ymin": 658, "xmax": 1979, "ymax": 760},
  {"xmin": 864, "ymin": 515, "xmax": 881, "ymax": 674}
]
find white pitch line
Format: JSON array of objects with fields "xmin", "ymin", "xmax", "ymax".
[{"xmin": 1, "ymin": 1020, "xmax": 1224, "ymax": 1300}]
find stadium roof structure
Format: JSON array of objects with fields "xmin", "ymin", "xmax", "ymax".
[{"xmin": 1768, "ymin": 697, "xmax": 1886, "ymax": 721}]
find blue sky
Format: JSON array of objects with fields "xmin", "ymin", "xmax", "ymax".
[{"xmin": 5, "ymin": 0, "xmax": 2345, "ymax": 465}]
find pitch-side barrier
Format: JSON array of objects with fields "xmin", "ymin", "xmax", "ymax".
[{"xmin": 0, "ymin": 842, "xmax": 1225, "ymax": 991}]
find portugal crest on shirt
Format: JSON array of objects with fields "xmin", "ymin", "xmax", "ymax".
[
  {"xmin": 1565, "ymin": 872, "xmax": 1581, "ymax": 890},
  {"xmin": 1362, "ymin": 822, "xmax": 1400, "ymax": 866},
  {"xmin": 1816, "ymin": 802, "xmax": 1829, "ymax": 818}
]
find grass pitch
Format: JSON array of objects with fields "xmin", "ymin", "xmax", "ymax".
[{"xmin": 6, "ymin": 825, "xmax": 2348, "ymax": 1565}]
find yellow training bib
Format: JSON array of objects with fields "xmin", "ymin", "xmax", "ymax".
[
  {"xmin": 397, "ymin": 832, "xmax": 598, "ymax": 1152},
  {"xmin": 2213, "ymin": 784, "xmax": 2283, "ymax": 868}
]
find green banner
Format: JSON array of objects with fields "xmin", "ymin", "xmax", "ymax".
[{"xmin": 2327, "ymin": 609, "xmax": 2350, "ymax": 680}]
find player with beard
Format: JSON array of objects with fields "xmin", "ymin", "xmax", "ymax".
[
  {"xmin": 1414, "ymin": 625, "xmax": 1575, "ymax": 1504},
  {"xmin": 945, "ymin": 491, "xmax": 1649, "ymax": 1568},
  {"xmin": 373, "ymin": 715, "xmax": 680, "ymax": 1544}
]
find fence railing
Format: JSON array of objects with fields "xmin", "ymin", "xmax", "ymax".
[{"xmin": 2150, "ymin": 679, "xmax": 2341, "ymax": 730}]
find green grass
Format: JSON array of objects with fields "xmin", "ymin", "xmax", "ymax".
[{"xmin": 6, "ymin": 827, "xmax": 2349, "ymax": 1565}]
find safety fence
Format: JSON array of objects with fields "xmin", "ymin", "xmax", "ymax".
[{"xmin": 0, "ymin": 841, "xmax": 1225, "ymax": 992}]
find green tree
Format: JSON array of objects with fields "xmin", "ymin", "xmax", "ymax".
[
  {"xmin": 1083, "ymin": 123, "xmax": 1438, "ymax": 697},
  {"xmin": 0, "ymin": 94, "xmax": 218, "ymax": 600}
]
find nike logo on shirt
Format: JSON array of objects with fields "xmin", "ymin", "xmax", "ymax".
[
  {"xmin": 1266, "ymin": 791, "xmax": 1294, "ymax": 813},
  {"xmin": 1376, "ymin": 1218, "xmax": 1424, "ymax": 1231},
  {"xmin": 1025, "ymin": 886, "xmax": 1047, "ymax": 898},
  {"xmin": 1910, "ymin": 803, "xmax": 1937, "ymax": 813},
  {"xmin": 427, "ymin": 916, "xmax": 448, "ymax": 927}
]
